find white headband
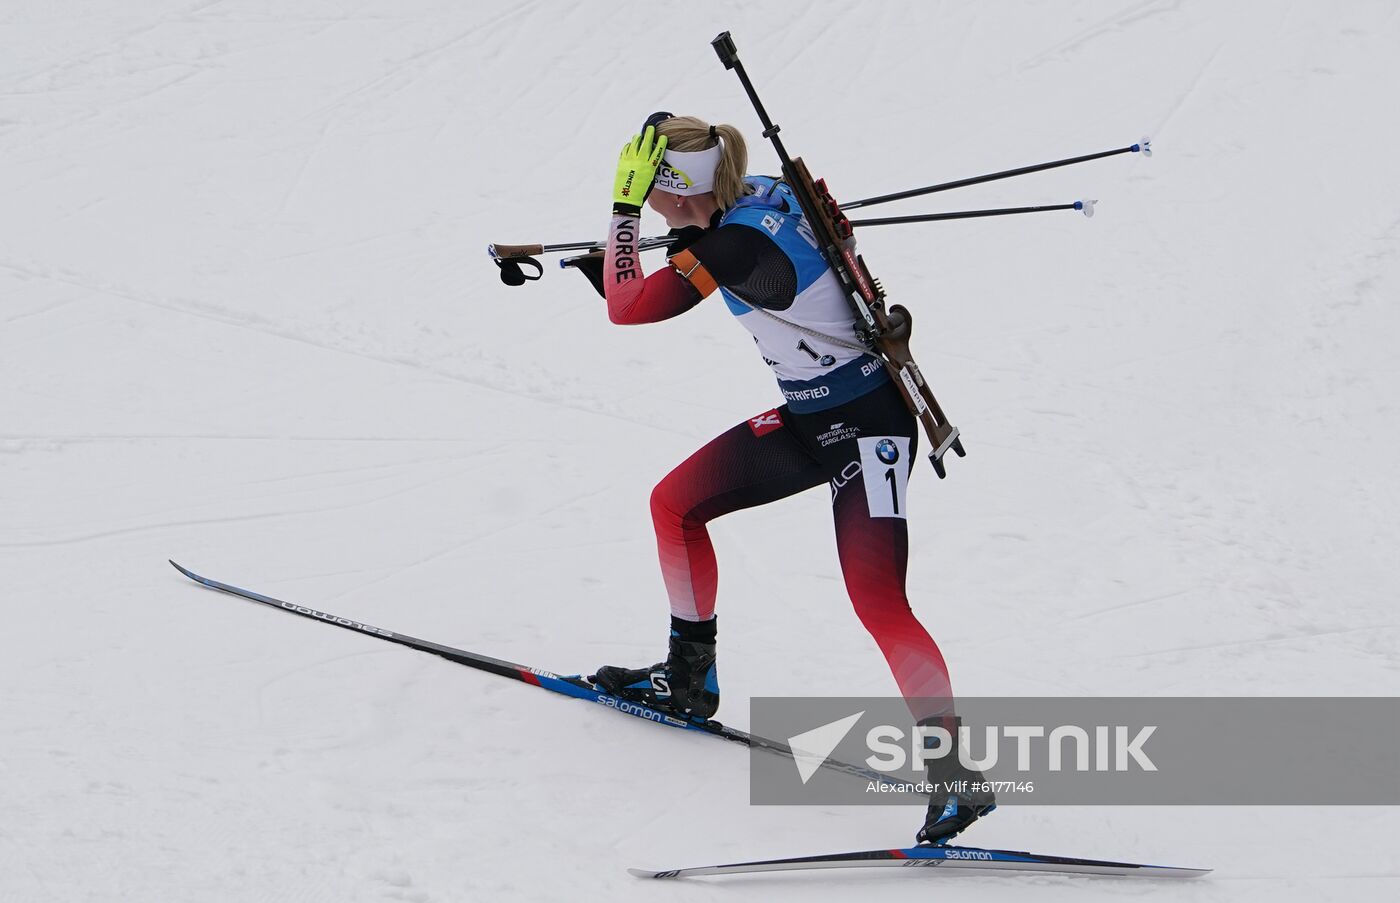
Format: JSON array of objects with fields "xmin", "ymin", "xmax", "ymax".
[{"xmin": 653, "ymin": 142, "xmax": 723, "ymax": 196}]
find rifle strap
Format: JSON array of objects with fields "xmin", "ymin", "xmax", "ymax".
[{"xmin": 723, "ymin": 293, "xmax": 872, "ymax": 355}]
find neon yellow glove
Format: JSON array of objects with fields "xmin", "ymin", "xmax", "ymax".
[{"xmin": 612, "ymin": 125, "xmax": 667, "ymax": 215}]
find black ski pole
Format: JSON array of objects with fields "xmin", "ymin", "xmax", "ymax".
[
  {"xmin": 841, "ymin": 141, "xmax": 1150, "ymax": 211},
  {"xmin": 850, "ymin": 200, "xmax": 1096, "ymax": 228}
]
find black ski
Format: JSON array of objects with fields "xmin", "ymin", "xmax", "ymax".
[
  {"xmin": 630, "ymin": 843, "xmax": 1210, "ymax": 879},
  {"xmin": 169, "ymin": 560, "xmax": 891, "ymax": 785}
]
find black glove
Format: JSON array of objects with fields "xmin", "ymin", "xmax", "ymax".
[{"xmin": 665, "ymin": 225, "xmax": 706, "ymax": 256}]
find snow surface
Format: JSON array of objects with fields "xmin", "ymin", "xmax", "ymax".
[{"xmin": 3, "ymin": 1, "xmax": 1399, "ymax": 900}]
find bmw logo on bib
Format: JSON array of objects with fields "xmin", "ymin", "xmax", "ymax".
[{"xmin": 875, "ymin": 438, "xmax": 900, "ymax": 465}]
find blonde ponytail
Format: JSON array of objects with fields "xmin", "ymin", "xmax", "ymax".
[{"xmin": 655, "ymin": 115, "xmax": 750, "ymax": 210}]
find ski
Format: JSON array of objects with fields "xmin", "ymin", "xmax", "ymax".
[
  {"xmin": 168, "ymin": 560, "xmax": 890, "ymax": 785},
  {"xmin": 629, "ymin": 844, "xmax": 1210, "ymax": 880}
]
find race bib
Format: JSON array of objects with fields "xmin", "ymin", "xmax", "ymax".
[{"xmin": 857, "ymin": 436, "xmax": 910, "ymax": 519}]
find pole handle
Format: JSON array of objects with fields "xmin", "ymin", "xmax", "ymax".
[{"xmin": 488, "ymin": 243, "xmax": 544, "ymax": 260}]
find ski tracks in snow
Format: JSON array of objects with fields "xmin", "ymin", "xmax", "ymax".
[{"xmin": 1018, "ymin": 0, "xmax": 1184, "ymax": 71}]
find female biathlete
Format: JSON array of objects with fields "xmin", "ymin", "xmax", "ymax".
[{"xmin": 585, "ymin": 114, "xmax": 993, "ymax": 845}]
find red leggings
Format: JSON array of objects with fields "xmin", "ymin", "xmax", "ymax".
[{"xmin": 649, "ymin": 383, "xmax": 954, "ymax": 719}]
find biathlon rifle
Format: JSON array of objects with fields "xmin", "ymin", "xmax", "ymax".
[{"xmin": 710, "ymin": 31, "xmax": 970, "ymax": 475}]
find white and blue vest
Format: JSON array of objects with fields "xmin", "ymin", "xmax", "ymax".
[{"xmin": 718, "ymin": 177, "xmax": 889, "ymax": 413}]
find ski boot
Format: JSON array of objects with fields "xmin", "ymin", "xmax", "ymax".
[
  {"xmin": 589, "ymin": 616, "xmax": 719, "ymax": 720},
  {"xmin": 916, "ymin": 714, "xmax": 997, "ymax": 845}
]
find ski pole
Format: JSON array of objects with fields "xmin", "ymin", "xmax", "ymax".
[
  {"xmin": 850, "ymin": 200, "xmax": 1097, "ymax": 228},
  {"xmin": 488, "ymin": 237, "xmax": 676, "ymax": 260},
  {"xmin": 488, "ymin": 236, "xmax": 676, "ymax": 286},
  {"xmin": 488, "ymin": 197, "xmax": 1093, "ymax": 286},
  {"xmin": 841, "ymin": 140, "xmax": 1150, "ymax": 211}
]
